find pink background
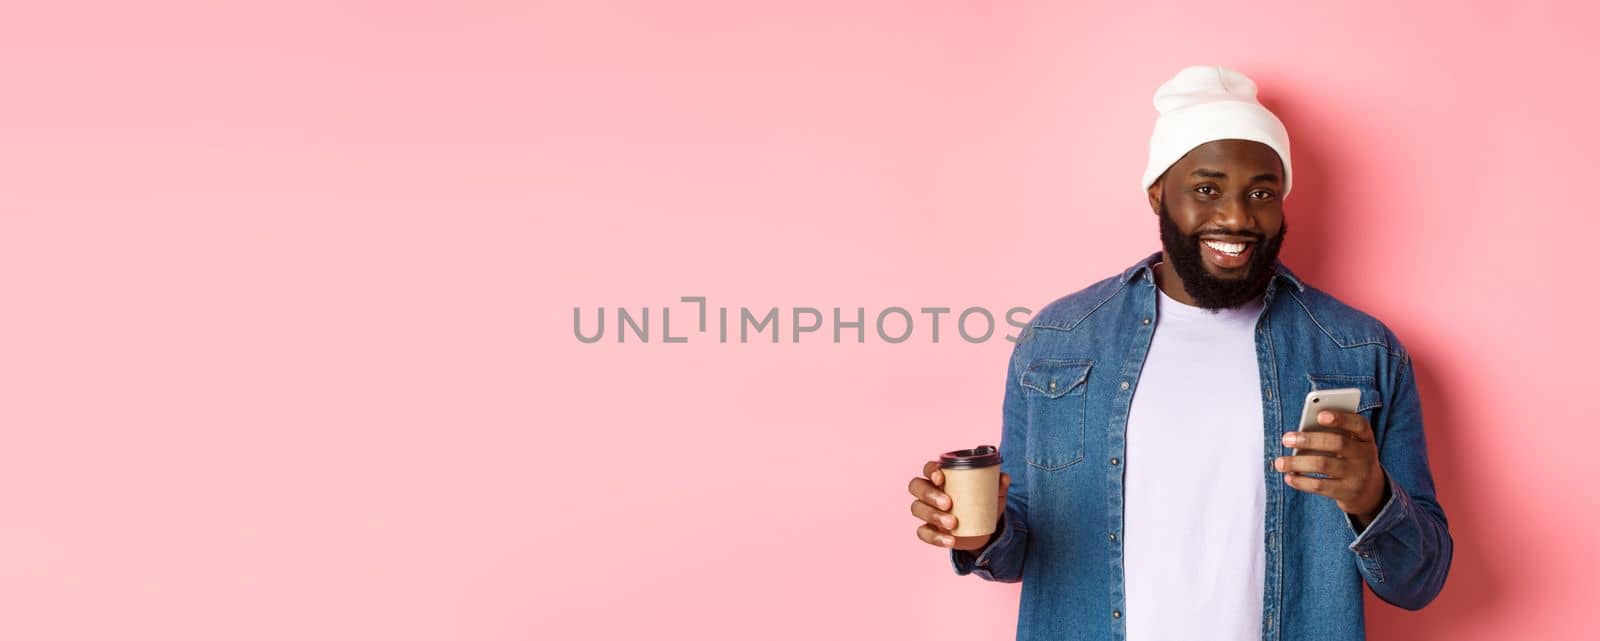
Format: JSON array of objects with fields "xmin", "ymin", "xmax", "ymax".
[{"xmin": 2, "ymin": 1, "xmax": 1596, "ymax": 639}]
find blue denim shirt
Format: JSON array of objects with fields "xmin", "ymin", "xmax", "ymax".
[{"xmin": 951, "ymin": 251, "xmax": 1452, "ymax": 640}]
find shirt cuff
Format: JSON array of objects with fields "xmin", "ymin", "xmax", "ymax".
[
  {"xmin": 950, "ymin": 513, "xmax": 1012, "ymax": 576},
  {"xmin": 950, "ymin": 547, "xmax": 975, "ymax": 575},
  {"xmin": 1346, "ymin": 473, "xmax": 1408, "ymax": 553}
]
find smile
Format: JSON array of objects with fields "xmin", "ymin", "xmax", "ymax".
[
  {"xmin": 1199, "ymin": 237, "xmax": 1256, "ymax": 269},
  {"xmin": 1202, "ymin": 239, "xmax": 1249, "ymax": 256}
]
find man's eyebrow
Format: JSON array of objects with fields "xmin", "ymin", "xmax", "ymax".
[{"xmin": 1188, "ymin": 168, "xmax": 1282, "ymax": 184}]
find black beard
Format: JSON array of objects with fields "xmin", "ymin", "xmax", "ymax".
[{"xmin": 1157, "ymin": 195, "xmax": 1287, "ymax": 311}]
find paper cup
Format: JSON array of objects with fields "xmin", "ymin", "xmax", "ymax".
[{"xmin": 939, "ymin": 445, "xmax": 1002, "ymax": 539}]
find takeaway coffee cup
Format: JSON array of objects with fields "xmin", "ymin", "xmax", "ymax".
[{"xmin": 939, "ymin": 445, "xmax": 1003, "ymax": 540}]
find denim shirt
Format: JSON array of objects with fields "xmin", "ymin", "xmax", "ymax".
[{"xmin": 951, "ymin": 251, "xmax": 1452, "ymax": 641}]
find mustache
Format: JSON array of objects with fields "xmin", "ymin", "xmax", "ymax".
[{"xmin": 1188, "ymin": 229, "xmax": 1267, "ymax": 243}]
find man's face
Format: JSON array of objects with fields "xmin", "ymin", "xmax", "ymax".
[{"xmin": 1149, "ymin": 139, "xmax": 1288, "ymax": 310}]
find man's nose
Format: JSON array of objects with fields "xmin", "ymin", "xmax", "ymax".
[{"xmin": 1214, "ymin": 194, "xmax": 1253, "ymax": 229}]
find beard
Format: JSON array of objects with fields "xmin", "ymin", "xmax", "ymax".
[{"xmin": 1157, "ymin": 194, "xmax": 1288, "ymax": 311}]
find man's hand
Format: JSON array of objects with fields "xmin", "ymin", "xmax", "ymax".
[
  {"xmin": 1275, "ymin": 409, "xmax": 1390, "ymax": 527},
  {"xmin": 908, "ymin": 460, "xmax": 1011, "ymax": 551}
]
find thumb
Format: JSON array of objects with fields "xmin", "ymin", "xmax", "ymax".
[{"xmin": 999, "ymin": 472, "xmax": 1012, "ymax": 496}]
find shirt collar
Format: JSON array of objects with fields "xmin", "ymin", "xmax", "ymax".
[{"xmin": 1119, "ymin": 250, "xmax": 1305, "ymax": 293}]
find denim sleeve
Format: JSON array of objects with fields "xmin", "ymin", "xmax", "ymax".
[
  {"xmin": 1342, "ymin": 342, "xmax": 1453, "ymax": 610},
  {"xmin": 950, "ymin": 343, "xmax": 1030, "ymax": 583}
]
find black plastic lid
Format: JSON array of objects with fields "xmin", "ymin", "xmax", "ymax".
[{"xmin": 940, "ymin": 445, "xmax": 1001, "ymax": 470}]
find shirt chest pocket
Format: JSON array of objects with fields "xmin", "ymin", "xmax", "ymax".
[
  {"xmin": 1305, "ymin": 373, "xmax": 1385, "ymax": 436},
  {"xmin": 1020, "ymin": 359, "xmax": 1092, "ymax": 471}
]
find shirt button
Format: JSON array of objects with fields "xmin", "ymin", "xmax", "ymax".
[
  {"xmin": 1108, "ymin": 532, "xmax": 1117, "ymax": 541},
  {"xmin": 1120, "ymin": 381, "xmax": 1130, "ymax": 390},
  {"xmin": 1048, "ymin": 380, "xmax": 1057, "ymax": 391},
  {"xmin": 1110, "ymin": 457, "xmax": 1120, "ymax": 466},
  {"xmin": 1112, "ymin": 610, "xmax": 1122, "ymax": 619},
  {"xmin": 1142, "ymin": 317, "xmax": 1150, "ymax": 325}
]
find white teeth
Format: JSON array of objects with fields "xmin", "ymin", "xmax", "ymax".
[{"xmin": 1203, "ymin": 240, "xmax": 1247, "ymax": 255}]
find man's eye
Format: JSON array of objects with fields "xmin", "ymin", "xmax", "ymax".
[
  {"xmin": 1196, "ymin": 185, "xmax": 1216, "ymax": 195},
  {"xmin": 1251, "ymin": 190, "xmax": 1275, "ymax": 199}
]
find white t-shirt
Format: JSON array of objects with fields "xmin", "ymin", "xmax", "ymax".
[{"xmin": 1123, "ymin": 274, "xmax": 1267, "ymax": 641}]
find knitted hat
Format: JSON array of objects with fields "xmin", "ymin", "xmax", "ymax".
[{"xmin": 1141, "ymin": 65, "xmax": 1292, "ymax": 198}]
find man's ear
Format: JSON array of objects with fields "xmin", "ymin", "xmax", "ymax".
[{"xmin": 1146, "ymin": 181, "xmax": 1162, "ymax": 215}]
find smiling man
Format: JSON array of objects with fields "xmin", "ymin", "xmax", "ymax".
[{"xmin": 906, "ymin": 66, "xmax": 1452, "ymax": 640}]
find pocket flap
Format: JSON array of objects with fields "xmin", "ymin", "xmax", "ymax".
[
  {"xmin": 1022, "ymin": 359, "xmax": 1092, "ymax": 398},
  {"xmin": 1306, "ymin": 373, "xmax": 1383, "ymax": 413}
]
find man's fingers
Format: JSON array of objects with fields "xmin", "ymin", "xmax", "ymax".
[
  {"xmin": 907, "ymin": 475, "xmax": 924, "ymax": 499},
  {"xmin": 1274, "ymin": 454, "xmax": 1346, "ymax": 476},
  {"xmin": 907, "ymin": 476, "xmax": 951, "ymax": 510},
  {"xmin": 1316, "ymin": 409, "xmax": 1372, "ymax": 440},
  {"xmin": 1283, "ymin": 472, "xmax": 1330, "ymax": 495},
  {"xmin": 916, "ymin": 523, "xmax": 955, "ymax": 548},
  {"xmin": 921, "ymin": 460, "xmax": 945, "ymax": 487},
  {"xmin": 909, "ymin": 499, "xmax": 958, "ymax": 530},
  {"xmin": 1283, "ymin": 430, "xmax": 1346, "ymax": 454}
]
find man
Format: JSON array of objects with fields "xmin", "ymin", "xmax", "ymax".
[{"xmin": 905, "ymin": 66, "xmax": 1452, "ymax": 640}]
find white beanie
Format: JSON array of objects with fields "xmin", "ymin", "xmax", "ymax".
[{"xmin": 1141, "ymin": 65, "xmax": 1292, "ymax": 198}]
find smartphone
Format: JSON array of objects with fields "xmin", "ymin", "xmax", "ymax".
[{"xmin": 1292, "ymin": 387, "xmax": 1362, "ymax": 457}]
